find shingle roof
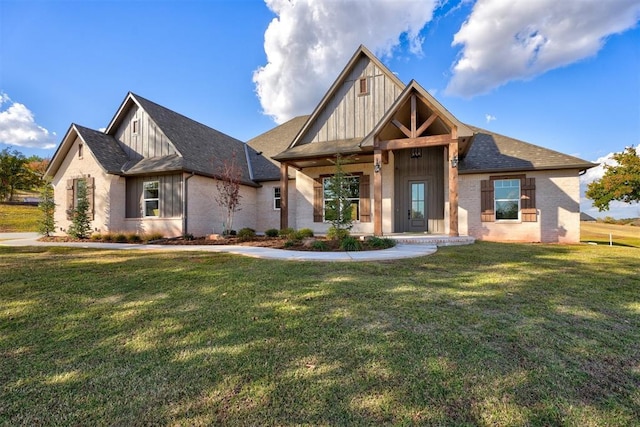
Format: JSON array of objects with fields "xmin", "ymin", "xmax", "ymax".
[
  {"xmin": 74, "ymin": 124, "xmax": 129, "ymax": 174},
  {"xmin": 459, "ymin": 126, "xmax": 595, "ymax": 174},
  {"xmin": 122, "ymin": 154, "xmax": 184, "ymax": 175},
  {"xmin": 273, "ymin": 138, "xmax": 371, "ymax": 161},
  {"xmin": 132, "ymin": 93, "xmax": 258, "ymax": 186},
  {"xmin": 247, "ymin": 115, "xmax": 309, "ymax": 163}
]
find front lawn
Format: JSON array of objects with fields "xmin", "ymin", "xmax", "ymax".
[
  {"xmin": 0, "ymin": 203, "xmax": 40, "ymax": 232},
  {"xmin": 1, "ymin": 243, "xmax": 638, "ymax": 425}
]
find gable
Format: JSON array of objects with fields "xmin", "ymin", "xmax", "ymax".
[
  {"xmin": 111, "ymin": 100, "xmax": 178, "ymax": 160},
  {"xmin": 291, "ymin": 46, "xmax": 405, "ymax": 149}
]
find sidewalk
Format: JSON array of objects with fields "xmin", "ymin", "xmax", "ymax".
[{"xmin": 0, "ymin": 233, "xmax": 437, "ymax": 262}]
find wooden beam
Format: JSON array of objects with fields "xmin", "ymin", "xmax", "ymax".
[
  {"xmin": 391, "ymin": 119, "xmax": 412, "ymax": 138},
  {"xmin": 381, "ymin": 150, "xmax": 389, "ymax": 165},
  {"xmin": 410, "ymin": 95, "xmax": 417, "ymax": 138},
  {"xmin": 448, "ymin": 132, "xmax": 459, "ymax": 237},
  {"xmin": 379, "ymin": 133, "xmax": 451, "ymax": 151},
  {"xmin": 415, "ymin": 113, "xmax": 438, "ymax": 138},
  {"xmin": 373, "ymin": 150, "xmax": 383, "ymax": 236},
  {"xmin": 280, "ymin": 162, "xmax": 289, "ymax": 230}
]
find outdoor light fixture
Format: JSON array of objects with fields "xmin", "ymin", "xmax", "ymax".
[
  {"xmin": 410, "ymin": 148, "xmax": 422, "ymax": 159},
  {"xmin": 374, "ymin": 159, "xmax": 381, "ymax": 173},
  {"xmin": 450, "ymin": 155, "xmax": 459, "ymax": 168}
]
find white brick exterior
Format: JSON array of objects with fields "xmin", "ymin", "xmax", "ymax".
[{"xmin": 459, "ymin": 169, "xmax": 581, "ymax": 243}]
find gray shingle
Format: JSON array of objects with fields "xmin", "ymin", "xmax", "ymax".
[
  {"xmin": 459, "ymin": 126, "xmax": 595, "ymax": 173},
  {"xmin": 74, "ymin": 124, "xmax": 129, "ymax": 174},
  {"xmin": 132, "ymin": 93, "xmax": 258, "ymax": 186}
]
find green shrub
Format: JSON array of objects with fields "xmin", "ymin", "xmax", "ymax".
[
  {"xmin": 265, "ymin": 228, "xmax": 279, "ymax": 238},
  {"xmin": 340, "ymin": 236, "xmax": 362, "ymax": 251},
  {"xmin": 113, "ymin": 233, "xmax": 127, "ymax": 243},
  {"xmin": 238, "ymin": 227, "xmax": 256, "ymax": 241},
  {"xmin": 279, "ymin": 227, "xmax": 295, "ymax": 238},
  {"xmin": 284, "ymin": 239, "xmax": 298, "ymax": 248},
  {"xmin": 90, "ymin": 233, "xmax": 102, "ymax": 241},
  {"xmin": 127, "ymin": 234, "xmax": 142, "ymax": 243},
  {"xmin": 327, "ymin": 226, "xmax": 350, "ymax": 241},
  {"xmin": 296, "ymin": 228, "xmax": 314, "ymax": 238},
  {"xmin": 102, "ymin": 233, "xmax": 113, "ymax": 242},
  {"xmin": 310, "ymin": 240, "xmax": 328, "ymax": 251},
  {"xmin": 367, "ymin": 236, "xmax": 396, "ymax": 249}
]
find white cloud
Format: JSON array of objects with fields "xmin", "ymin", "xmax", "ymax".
[
  {"xmin": 485, "ymin": 113, "xmax": 496, "ymax": 123},
  {"xmin": 254, "ymin": 0, "xmax": 438, "ymax": 123},
  {"xmin": 446, "ymin": 0, "xmax": 640, "ymax": 97},
  {"xmin": 580, "ymin": 148, "xmax": 640, "ymax": 218},
  {"xmin": 0, "ymin": 93, "xmax": 57, "ymax": 149}
]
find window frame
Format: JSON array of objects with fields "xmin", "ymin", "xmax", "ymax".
[
  {"xmin": 143, "ymin": 180, "xmax": 160, "ymax": 217},
  {"xmin": 322, "ymin": 175, "xmax": 361, "ymax": 222},
  {"xmin": 132, "ymin": 119, "xmax": 139, "ymax": 135},
  {"xmin": 273, "ymin": 186, "xmax": 281, "ymax": 210},
  {"xmin": 358, "ymin": 77, "xmax": 369, "ymax": 96},
  {"xmin": 494, "ymin": 178, "xmax": 520, "ymax": 221}
]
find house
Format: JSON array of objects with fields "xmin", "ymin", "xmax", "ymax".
[
  {"xmin": 45, "ymin": 93, "xmax": 280, "ymax": 237},
  {"xmin": 46, "ymin": 45, "xmax": 594, "ymax": 243}
]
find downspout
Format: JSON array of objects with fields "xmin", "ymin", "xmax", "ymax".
[
  {"xmin": 182, "ymin": 172, "xmax": 195, "ymax": 236},
  {"xmin": 244, "ymin": 144, "xmax": 255, "ymax": 181}
]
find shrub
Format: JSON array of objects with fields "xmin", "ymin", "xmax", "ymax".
[
  {"xmin": 222, "ymin": 230, "xmax": 236, "ymax": 237},
  {"xmin": 367, "ymin": 236, "xmax": 396, "ymax": 249},
  {"xmin": 127, "ymin": 234, "xmax": 142, "ymax": 243},
  {"xmin": 327, "ymin": 226, "xmax": 350, "ymax": 241},
  {"xmin": 340, "ymin": 236, "xmax": 362, "ymax": 251},
  {"xmin": 310, "ymin": 240, "xmax": 328, "ymax": 251},
  {"xmin": 296, "ymin": 228, "xmax": 314, "ymax": 238},
  {"xmin": 144, "ymin": 232, "xmax": 165, "ymax": 242},
  {"xmin": 183, "ymin": 233, "xmax": 194, "ymax": 241},
  {"xmin": 102, "ymin": 233, "xmax": 113, "ymax": 242},
  {"xmin": 279, "ymin": 227, "xmax": 295, "ymax": 238},
  {"xmin": 284, "ymin": 239, "xmax": 298, "ymax": 248},
  {"xmin": 90, "ymin": 233, "xmax": 102, "ymax": 241},
  {"xmin": 238, "ymin": 227, "xmax": 256, "ymax": 241},
  {"xmin": 114, "ymin": 233, "xmax": 128, "ymax": 243},
  {"xmin": 265, "ymin": 228, "xmax": 279, "ymax": 238}
]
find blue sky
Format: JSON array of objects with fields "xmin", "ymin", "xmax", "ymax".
[{"xmin": 1, "ymin": 0, "xmax": 639, "ymax": 217}]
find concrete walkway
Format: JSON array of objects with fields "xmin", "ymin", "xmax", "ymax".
[{"xmin": 0, "ymin": 233, "xmax": 437, "ymax": 262}]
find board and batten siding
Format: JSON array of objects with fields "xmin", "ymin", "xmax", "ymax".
[
  {"xmin": 393, "ymin": 147, "xmax": 445, "ymax": 233},
  {"xmin": 301, "ymin": 57, "xmax": 403, "ymax": 144},
  {"xmin": 125, "ymin": 174, "xmax": 183, "ymax": 218},
  {"xmin": 114, "ymin": 104, "xmax": 178, "ymax": 160}
]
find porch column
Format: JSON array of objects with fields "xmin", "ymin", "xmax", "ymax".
[
  {"xmin": 280, "ymin": 162, "xmax": 289, "ymax": 230},
  {"xmin": 373, "ymin": 150, "xmax": 383, "ymax": 236},
  {"xmin": 448, "ymin": 136, "xmax": 459, "ymax": 237}
]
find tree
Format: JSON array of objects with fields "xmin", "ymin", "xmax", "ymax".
[
  {"xmin": 215, "ymin": 154, "xmax": 243, "ymax": 235},
  {"xmin": 67, "ymin": 179, "xmax": 92, "ymax": 239},
  {"xmin": 324, "ymin": 154, "xmax": 355, "ymax": 237},
  {"xmin": 0, "ymin": 148, "xmax": 34, "ymax": 201},
  {"xmin": 586, "ymin": 146, "xmax": 640, "ymax": 211},
  {"xmin": 37, "ymin": 180, "xmax": 56, "ymax": 236}
]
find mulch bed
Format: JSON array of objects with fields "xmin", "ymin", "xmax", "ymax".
[{"xmin": 37, "ymin": 235, "xmax": 389, "ymax": 252}]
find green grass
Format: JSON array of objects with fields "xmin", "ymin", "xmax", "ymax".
[
  {"xmin": 0, "ymin": 203, "xmax": 40, "ymax": 232},
  {"xmin": 581, "ymin": 221, "xmax": 640, "ymax": 248},
  {"xmin": 1, "ymin": 243, "xmax": 639, "ymax": 425}
]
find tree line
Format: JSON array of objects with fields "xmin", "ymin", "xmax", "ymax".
[{"xmin": 0, "ymin": 147, "xmax": 50, "ymax": 202}]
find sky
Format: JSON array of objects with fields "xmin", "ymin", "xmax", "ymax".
[{"xmin": 1, "ymin": 0, "xmax": 639, "ymax": 218}]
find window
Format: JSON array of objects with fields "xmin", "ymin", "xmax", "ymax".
[
  {"xmin": 273, "ymin": 187, "xmax": 281, "ymax": 210},
  {"xmin": 132, "ymin": 119, "xmax": 139, "ymax": 135},
  {"xmin": 323, "ymin": 176, "xmax": 360, "ymax": 221},
  {"xmin": 66, "ymin": 177, "xmax": 94, "ymax": 221},
  {"xmin": 143, "ymin": 181, "xmax": 159, "ymax": 217},
  {"xmin": 494, "ymin": 179, "xmax": 520, "ymax": 220},
  {"xmin": 78, "ymin": 143, "xmax": 83, "ymax": 159},
  {"xmin": 358, "ymin": 77, "xmax": 368, "ymax": 95}
]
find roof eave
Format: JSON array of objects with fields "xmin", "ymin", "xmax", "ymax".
[{"xmin": 459, "ymin": 163, "xmax": 597, "ymax": 175}]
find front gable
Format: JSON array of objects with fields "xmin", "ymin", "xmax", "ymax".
[
  {"xmin": 291, "ymin": 45, "xmax": 405, "ymax": 149},
  {"xmin": 105, "ymin": 93, "xmax": 180, "ymax": 162}
]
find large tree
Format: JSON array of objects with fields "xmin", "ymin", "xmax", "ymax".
[
  {"xmin": 0, "ymin": 148, "xmax": 34, "ymax": 201},
  {"xmin": 586, "ymin": 146, "xmax": 640, "ymax": 211}
]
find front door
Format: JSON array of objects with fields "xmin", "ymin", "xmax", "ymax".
[{"xmin": 405, "ymin": 180, "xmax": 427, "ymax": 232}]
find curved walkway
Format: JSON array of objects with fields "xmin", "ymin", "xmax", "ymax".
[{"xmin": 0, "ymin": 233, "xmax": 437, "ymax": 262}]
